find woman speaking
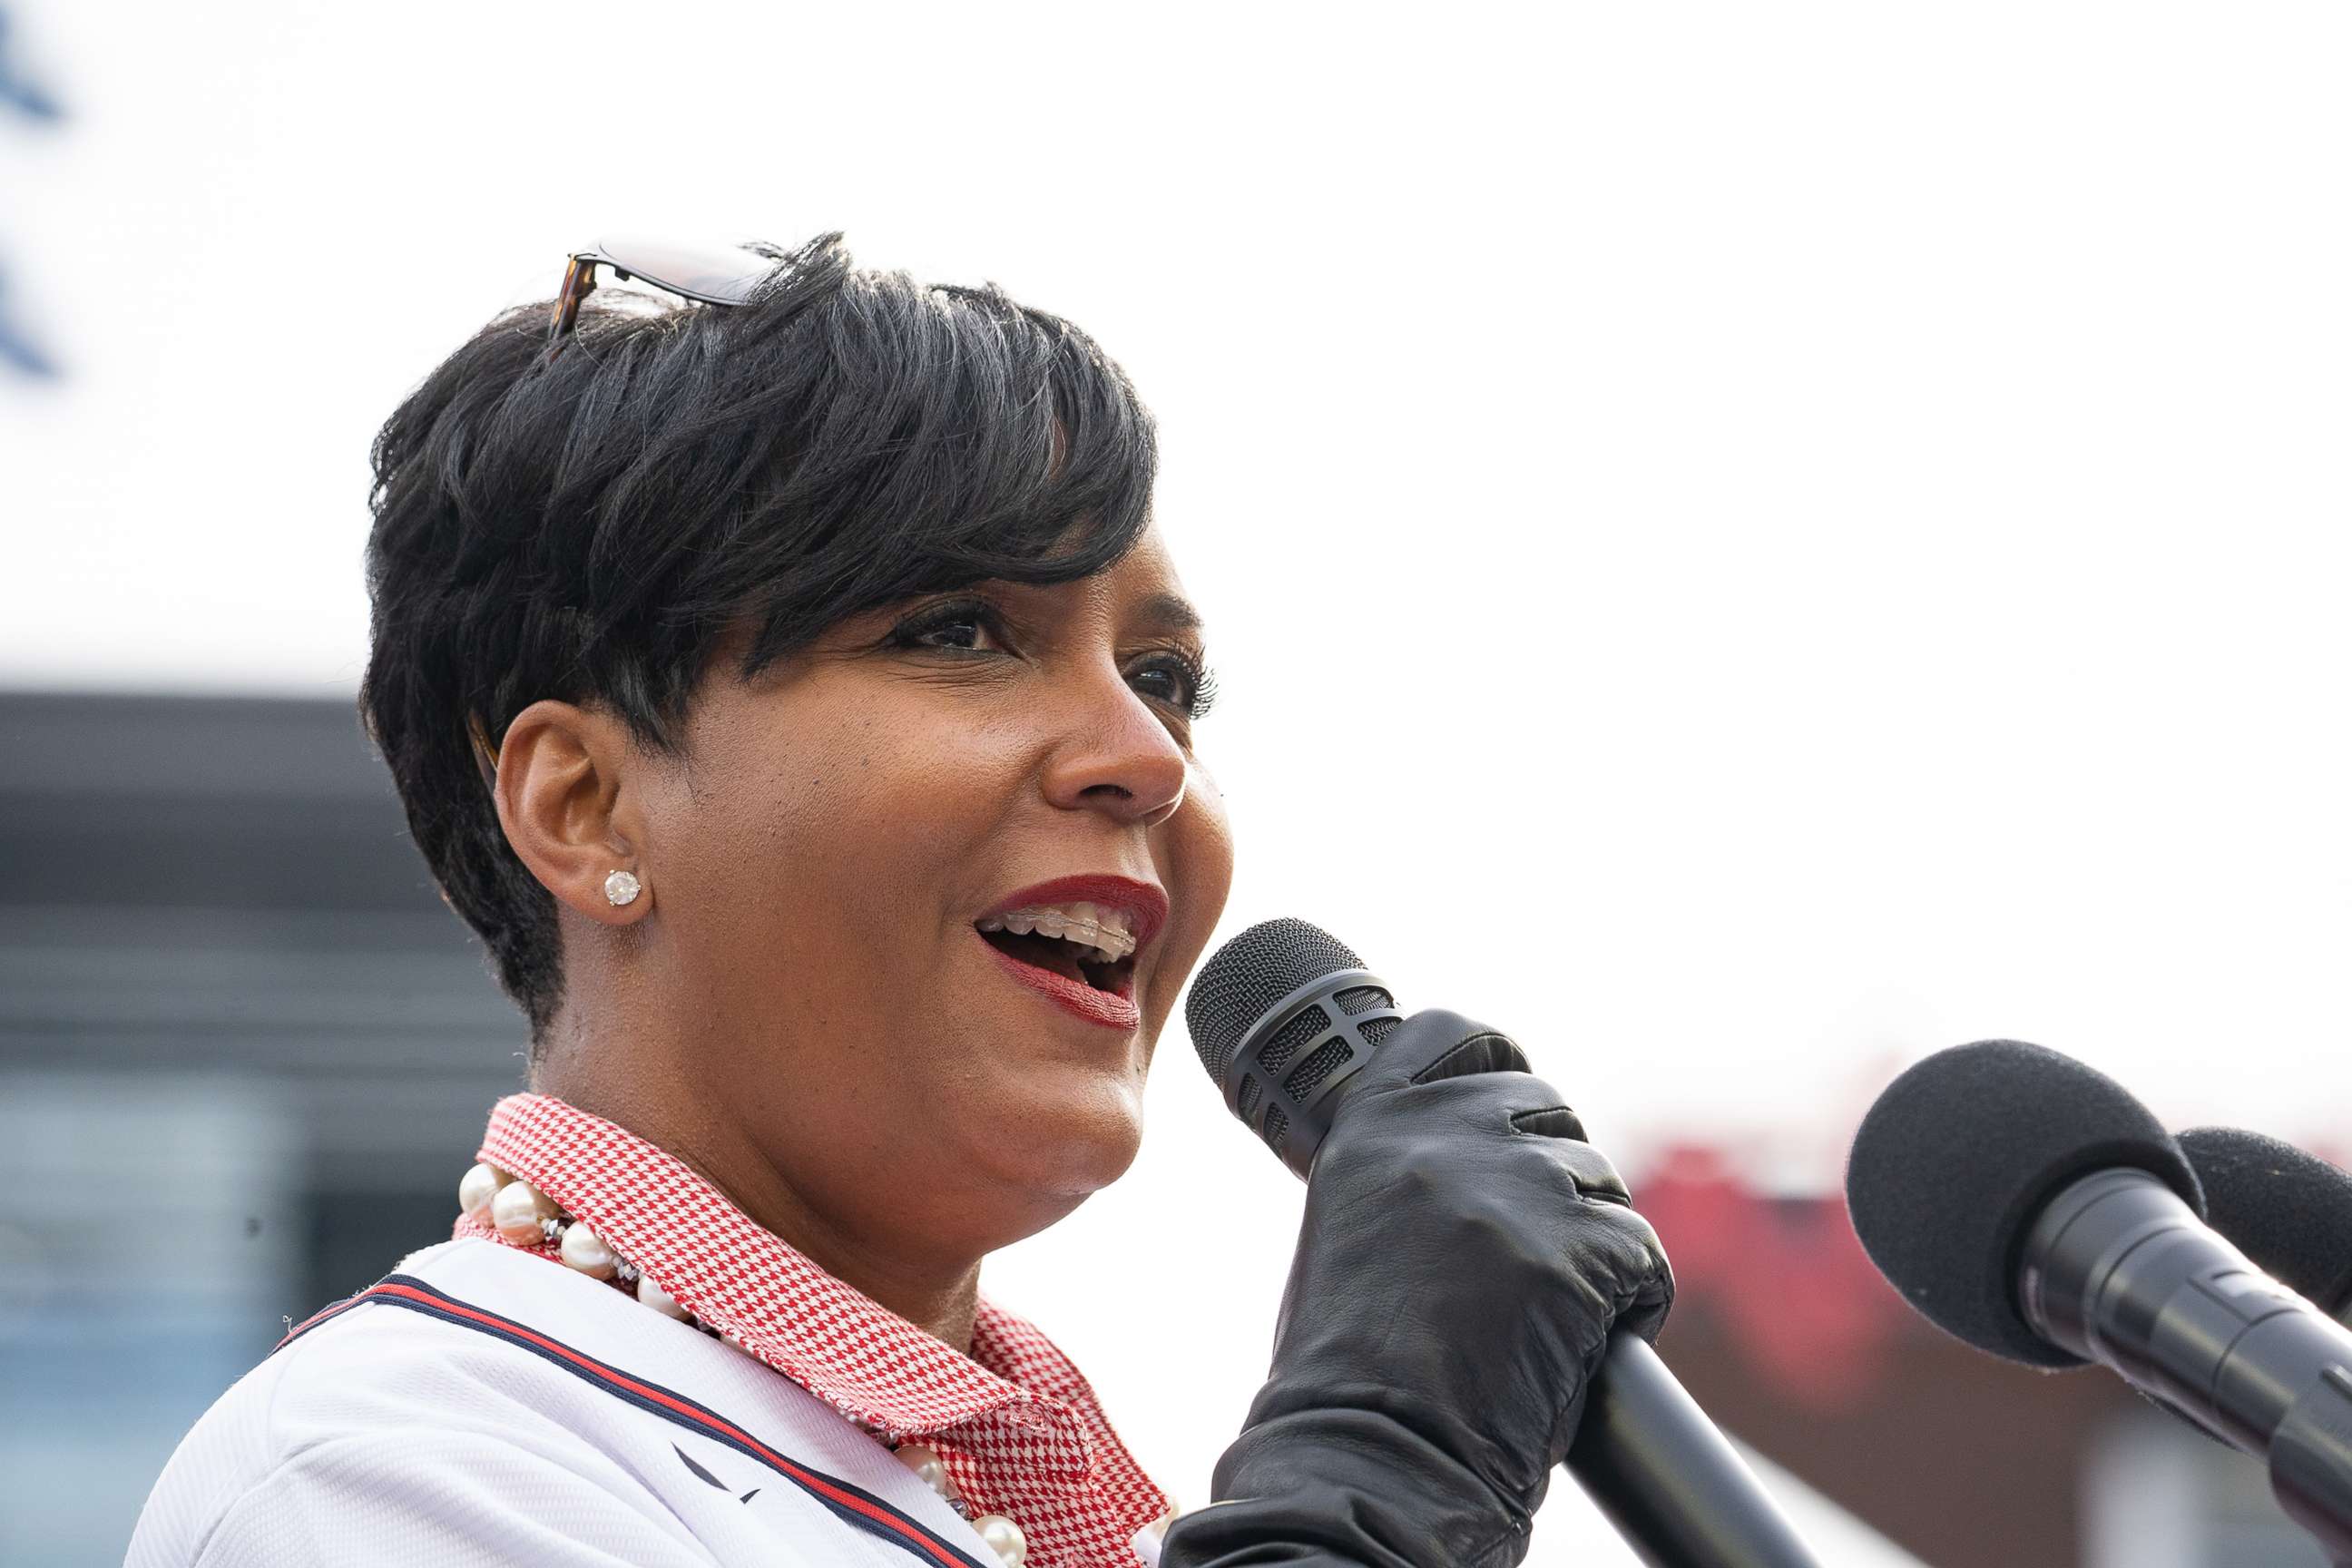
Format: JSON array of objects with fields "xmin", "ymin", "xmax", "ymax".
[{"xmin": 127, "ymin": 234, "xmax": 1670, "ymax": 1568}]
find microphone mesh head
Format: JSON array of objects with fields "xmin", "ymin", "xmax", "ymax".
[{"xmin": 1184, "ymin": 917, "xmax": 1364, "ymax": 1081}]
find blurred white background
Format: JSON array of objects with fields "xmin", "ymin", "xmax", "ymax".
[{"xmin": 5, "ymin": 4, "xmax": 2347, "ymax": 1563}]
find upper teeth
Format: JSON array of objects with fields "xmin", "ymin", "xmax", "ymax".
[{"xmin": 977, "ymin": 900, "xmax": 1139, "ymax": 964}]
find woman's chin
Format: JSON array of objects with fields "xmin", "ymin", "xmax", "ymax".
[{"xmin": 956, "ymin": 1079, "xmax": 1147, "ymax": 1216}]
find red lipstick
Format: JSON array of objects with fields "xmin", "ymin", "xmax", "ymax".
[
  {"xmin": 976, "ymin": 874, "xmax": 1168, "ymax": 950},
  {"xmin": 974, "ymin": 873, "xmax": 1166, "ymax": 1031},
  {"xmin": 978, "ymin": 933, "xmax": 1142, "ymax": 1030}
]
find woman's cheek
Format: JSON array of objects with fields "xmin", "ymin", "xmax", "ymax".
[{"xmin": 1172, "ymin": 790, "xmax": 1238, "ymax": 954}]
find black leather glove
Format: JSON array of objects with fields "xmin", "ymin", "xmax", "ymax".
[{"xmin": 1160, "ymin": 1009, "xmax": 1673, "ymax": 1568}]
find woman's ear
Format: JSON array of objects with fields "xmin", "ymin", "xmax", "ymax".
[{"xmin": 492, "ymin": 699, "xmax": 653, "ymax": 926}]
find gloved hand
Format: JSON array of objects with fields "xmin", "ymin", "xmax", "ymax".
[{"xmin": 1159, "ymin": 1009, "xmax": 1673, "ymax": 1568}]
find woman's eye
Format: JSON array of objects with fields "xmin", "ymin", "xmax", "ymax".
[
  {"xmin": 920, "ymin": 619, "xmax": 988, "ymax": 651},
  {"xmin": 1131, "ymin": 652, "xmax": 1220, "ymax": 721},
  {"xmin": 1130, "ymin": 662, "xmax": 1185, "ymax": 704},
  {"xmin": 893, "ymin": 602, "xmax": 1005, "ymax": 654},
  {"xmin": 890, "ymin": 604, "xmax": 1217, "ymax": 720}
]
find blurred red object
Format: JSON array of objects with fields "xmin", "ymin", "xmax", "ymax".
[{"xmin": 1637, "ymin": 1145, "xmax": 1907, "ymax": 1412}]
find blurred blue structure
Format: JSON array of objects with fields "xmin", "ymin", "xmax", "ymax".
[
  {"xmin": 0, "ymin": 691, "xmax": 529, "ymax": 1564},
  {"xmin": 0, "ymin": 261, "xmax": 57, "ymax": 377},
  {"xmin": 1, "ymin": 5, "xmax": 64, "ymax": 378},
  {"xmin": 0, "ymin": 9, "xmax": 62, "ymax": 119}
]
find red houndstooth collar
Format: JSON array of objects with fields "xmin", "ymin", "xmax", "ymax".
[{"xmin": 451, "ymin": 1092, "xmax": 1170, "ymax": 1567}]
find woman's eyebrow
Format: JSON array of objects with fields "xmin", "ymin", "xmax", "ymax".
[{"xmin": 1135, "ymin": 592, "xmax": 1206, "ymax": 636}]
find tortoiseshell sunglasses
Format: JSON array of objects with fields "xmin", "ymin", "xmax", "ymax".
[{"xmin": 543, "ymin": 237, "xmax": 776, "ymax": 364}]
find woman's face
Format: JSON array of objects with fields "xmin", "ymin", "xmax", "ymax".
[{"xmin": 631, "ymin": 526, "xmax": 1234, "ymax": 1258}]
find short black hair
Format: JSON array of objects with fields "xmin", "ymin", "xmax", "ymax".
[{"xmin": 358, "ymin": 232, "xmax": 1157, "ymax": 1051}]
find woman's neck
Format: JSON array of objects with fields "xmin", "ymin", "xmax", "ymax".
[{"xmin": 531, "ymin": 1044, "xmax": 984, "ymax": 1353}]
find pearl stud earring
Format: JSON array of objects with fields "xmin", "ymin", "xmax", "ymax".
[{"xmin": 603, "ymin": 870, "xmax": 642, "ymax": 907}]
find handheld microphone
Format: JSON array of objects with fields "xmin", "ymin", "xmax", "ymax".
[
  {"xmin": 2179, "ymin": 1126, "xmax": 2352, "ymax": 1319},
  {"xmin": 1185, "ymin": 916, "xmax": 1822, "ymax": 1568},
  {"xmin": 1845, "ymin": 1040, "xmax": 2352, "ymax": 1559}
]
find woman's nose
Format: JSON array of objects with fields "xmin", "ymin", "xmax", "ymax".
[{"xmin": 1040, "ymin": 674, "xmax": 1190, "ymax": 828}]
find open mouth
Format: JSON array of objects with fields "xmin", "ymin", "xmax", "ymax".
[{"xmin": 976, "ymin": 926, "xmax": 1137, "ymax": 998}]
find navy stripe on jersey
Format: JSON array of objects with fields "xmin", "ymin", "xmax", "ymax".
[{"xmin": 279, "ymin": 1274, "xmax": 990, "ymax": 1568}]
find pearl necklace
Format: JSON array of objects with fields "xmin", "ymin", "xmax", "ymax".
[{"xmin": 458, "ymin": 1162, "xmax": 1033, "ymax": 1567}]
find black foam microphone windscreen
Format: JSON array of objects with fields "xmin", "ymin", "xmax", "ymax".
[
  {"xmin": 2178, "ymin": 1127, "xmax": 2352, "ymax": 1317},
  {"xmin": 1844, "ymin": 1038, "xmax": 2204, "ymax": 1366},
  {"xmin": 1847, "ymin": 1044, "xmax": 2352, "ymax": 1557}
]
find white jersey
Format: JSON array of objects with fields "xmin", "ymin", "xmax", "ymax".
[{"xmin": 127, "ymin": 1238, "xmax": 1130, "ymax": 1568}]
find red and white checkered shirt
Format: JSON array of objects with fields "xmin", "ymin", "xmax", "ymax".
[{"xmin": 452, "ymin": 1093, "xmax": 1171, "ymax": 1568}]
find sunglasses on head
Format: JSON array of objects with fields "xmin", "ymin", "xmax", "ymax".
[
  {"xmin": 544, "ymin": 237, "xmax": 776, "ymax": 363},
  {"xmin": 462, "ymin": 239, "xmax": 781, "ymax": 789}
]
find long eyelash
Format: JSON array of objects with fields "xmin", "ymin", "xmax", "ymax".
[
  {"xmin": 1184, "ymin": 660, "xmax": 1220, "ymax": 721},
  {"xmin": 1153, "ymin": 648, "xmax": 1220, "ymax": 721}
]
